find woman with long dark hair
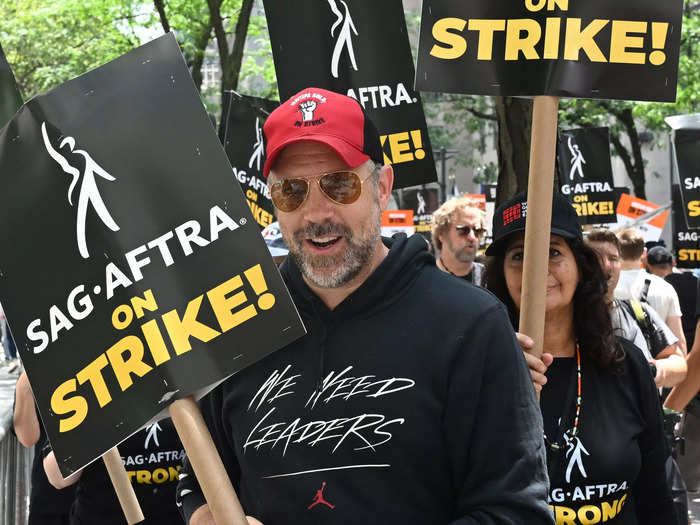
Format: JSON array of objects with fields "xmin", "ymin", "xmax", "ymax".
[{"xmin": 486, "ymin": 192, "xmax": 676, "ymax": 525}]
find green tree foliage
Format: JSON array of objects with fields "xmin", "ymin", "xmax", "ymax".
[
  {"xmin": 0, "ymin": 0, "xmax": 277, "ymax": 117},
  {"xmin": 0, "ymin": 0, "xmax": 145, "ymax": 99}
]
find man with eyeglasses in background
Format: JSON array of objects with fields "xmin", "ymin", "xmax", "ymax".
[
  {"xmin": 177, "ymin": 88, "xmax": 552, "ymax": 525},
  {"xmin": 431, "ymin": 197, "xmax": 487, "ymax": 286}
]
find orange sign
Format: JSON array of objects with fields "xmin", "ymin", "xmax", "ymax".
[
  {"xmin": 616, "ymin": 194, "xmax": 669, "ymax": 229},
  {"xmin": 467, "ymin": 194, "xmax": 486, "ymax": 211},
  {"xmin": 381, "ymin": 210, "xmax": 415, "ymax": 238},
  {"xmin": 382, "ymin": 210, "xmax": 414, "ymax": 227}
]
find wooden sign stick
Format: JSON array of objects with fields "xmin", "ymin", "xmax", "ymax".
[
  {"xmin": 170, "ymin": 396, "xmax": 248, "ymax": 525},
  {"xmin": 102, "ymin": 447, "xmax": 144, "ymax": 524},
  {"xmin": 519, "ymin": 95, "xmax": 560, "ymax": 393}
]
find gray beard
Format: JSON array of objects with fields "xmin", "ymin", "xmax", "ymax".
[
  {"xmin": 454, "ymin": 248, "xmax": 476, "ymax": 264},
  {"xmin": 286, "ymin": 209, "xmax": 381, "ymax": 289}
]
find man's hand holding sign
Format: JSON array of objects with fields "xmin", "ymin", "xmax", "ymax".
[{"xmin": 0, "ymin": 33, "xmax": 305, "ymax": 524}]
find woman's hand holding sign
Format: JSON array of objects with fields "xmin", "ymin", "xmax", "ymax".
[{"xmin": 517, "ymin": 332, "xmax": 553, "ymax": 394}]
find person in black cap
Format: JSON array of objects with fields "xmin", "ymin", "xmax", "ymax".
[
  {"xmin": 486, "ymin": 191, "xmax": 677, "ymax": 524},
  {"xmin": 646, "ymin": 246, "xmax": 674, "ymax": 277}
]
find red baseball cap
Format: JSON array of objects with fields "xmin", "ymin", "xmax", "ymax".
[{"xmin": 262, "ymin": 87, "xmax": 383, "ymax": 178}]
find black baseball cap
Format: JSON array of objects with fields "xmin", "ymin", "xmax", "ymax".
[
  {"xmin": 485, "ymin": 191, "xmax": 583, "ymax": 256},
  {"xmin": 646, "ymin": 246, "xmax": 673, "ymax": 266}
]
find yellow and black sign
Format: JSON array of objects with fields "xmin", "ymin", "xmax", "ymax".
[
  {"xmin": 402, "ymin": 188, "xmax": 439, "ymax": 245},
  {"xmin": 0, "ymin": 34, "xmax": 305, "ymax": 477},
  {"xmin": 672, "ymin": 184, "xmax": 700, "ymax": 269},
  {"xmin": 262, "ymin": 0, "xmax": 437, "ymax": 188},
  {"xmin": 416, "ymin": 0, "xmax": 683, "ymax": 102},
  {"xmin": 557, "ymin": 127, "xmax": 616, "ymax": 225},
  {"xmin": 673, "ymin": 128, "xmax": 700, "ymax": 230},
  {"xmin": 219, "ymin": 93, "xmax": 279, "ymax": 230}
]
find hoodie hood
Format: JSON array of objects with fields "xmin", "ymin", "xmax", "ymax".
[{"xmin": 279, "ymin": 233, "xmax": 434, "ymax": 321}]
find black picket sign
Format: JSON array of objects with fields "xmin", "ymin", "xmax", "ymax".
[
  {"xmin": 402, "ymin": 188, "xmax": 439, "ymax": 244},
  {"xmin": 673, "ymin": 128, "xmax": 700, "ymax": 230},
  {"xmin": 557, "ymin": 127, "xmax": 616, "ymax": 225},
  {"xmin": 219, "ymin": 92, "xmax": 279, "ymax": 229},
  {"xmin": 0, "ymin": 34, "xmax": 305, "ymax": 476},
  {"xmin": 0, "ymin": 42, "xmax": 22, "ymax": 128},
  {"xmin": 262, "ymin": 0, "xmax": 437, "ymax": 188},
  {"xmin": 672, "ymin": 184, "xmax": 700, "ymax": 269},
  {"xmin": 416, "ymin": 0, "xmax": 683, "ymax": 102}
]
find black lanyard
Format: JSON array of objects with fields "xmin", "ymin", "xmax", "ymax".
[{"xmin": 544, "ymin": 357, "xmax": 580, "ymax": 480}]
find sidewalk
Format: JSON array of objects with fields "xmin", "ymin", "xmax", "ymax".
[{"xmin": 690, "ymin": 491, "xmax": 700, "ymax": 524}]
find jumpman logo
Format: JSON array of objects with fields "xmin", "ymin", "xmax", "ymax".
[
  {"xmin": 41, "ymin": 122, "xmax": 120, "ymax": 259},
  {"xmin": 249, "ymin": 117, "xmax": 264, "ymax": 172},
  {"xmin": 564, "ymin": 433, "xmax": 589, "ymax": 483},
  {"xmin": 144, "ymin": 422, "xmax": 162, "ymax": 449},
  {"xmin": 307, "ymin": 482, "xmax": 335, "ymax": 510},
  {"xmin": 327, "ymin": 0, "xmax": 359, "ymax": 79},
  {"xmin": 567, "ymin": 136, "xmax": 586, "ymax": 181}
]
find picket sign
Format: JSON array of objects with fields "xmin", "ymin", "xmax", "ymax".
[
  {"xmin": 170, "ymin": 398, "xmax": 248, "ymax": 525},
  {"xmin": 518, "ymin": 96, "xmax": 560, "ymax": 377},
  {"xmin": 102, "ymin": 447, "xmax": 144, "ymax": 524},
  {"xmin": 7, "ymin": 39, "xmax": 149, "ymax": 525}
]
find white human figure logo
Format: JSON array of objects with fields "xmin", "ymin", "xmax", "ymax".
[
  {"xmin": 328, "ymin": 0, "xmax": 359, "ymax": 79},
  {"xmin": 41, "ymin": 122, "xmax": 120, "ymax": 259},
  {"xmin": 416, "ymin": 192, "xmax": 426, "ymax": 214},
  {"xmin": 568, "ymin": 136, "xmax": 586, "ymax": 180},
  {"xmin": 249, "ymin": 117, "xmax": 264, "ymax": 171},
  {"xmin": 144, "ymin": 422, "xmax": 162, "ymax": 449},
  {"xmin": 299, "ymin": 100, "xmax": 318, "ymax": 122},
  {"xmin": 564, "ymin": 433, "xmax": 589, "ymax": 483}
]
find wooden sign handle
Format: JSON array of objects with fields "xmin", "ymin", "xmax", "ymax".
[
  {"xmin": 169, "ymin": 396, "xmax": 248, "ymax": 525},
  {"xmin": 102, "ymin": 447, "xmax": 145, "ymax": 524},
  {"xmin": 519, "ymin": 96, "xmax": 560, "ymax": 379}
]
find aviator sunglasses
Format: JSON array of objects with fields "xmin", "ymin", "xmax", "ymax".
[
  {"xmin": 455, "ymin": 224, "xmax": 485, "ymax": 237},
  {"xmin": 269, "ymin": 169, "xmax": 375, "ymax": 212}
]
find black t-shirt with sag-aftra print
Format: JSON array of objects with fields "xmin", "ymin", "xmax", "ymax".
[{"xmin": 541, "ymin": 338, "xmax": 677, "ymax": 525}]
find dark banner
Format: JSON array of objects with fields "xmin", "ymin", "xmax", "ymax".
[
  {"xmin": 402, "ymin": 188, "xmax": 439, "ymax": 243},
  {"xmin": 219, "ymin": 92, "xmax": 279, "ymax": 229},
  {"xmin": 673, "ymin": 128, "xmax": 700, "ymax": 230},
  {"xmin": 557, "ymin": 127, "xmax": 616, "ymax": 224},
  {"xmin": 262, "ymin": 0, "xmax": 437, "ymax": 188},
  {"xmin": 483, "ymin": 183, "xmax": 498, "ymax": 246},
  {"xmin": 0, "ymin": 42, "xmax": 22, "ymax": 128},
  {"xmin": 0, "ymin": 34, "xmax": 305, "ymax": 476},
  {"xmin": 416, "ymin": 0, "xmax": 683, "ymax": 102},
  {"xmin": 672, "ymin": 184, "xmax": 699, "ymax": 268}
]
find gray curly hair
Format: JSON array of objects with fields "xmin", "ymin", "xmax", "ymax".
[{"xmin": 430, "ymin": 196, "xmax": 486, "ymax": 251}]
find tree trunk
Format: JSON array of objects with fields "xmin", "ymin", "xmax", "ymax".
[
  {"xmin": 596, "ymin": 102, "xmax": 647, "ymax": 200},
  {"xmin": 494, "ymin": 96, "xmax": 533, "ymax": 206},
  {"xmin": 190, "ymin": 22, "xmax": 213, "ymax": 91},
  {"xmin": 209, "ymin": 0, "xmax": 255, "ymax": 110},
  {"xmin": 619, "ymin": 108, "xmax": 647, "ymax": 200}
]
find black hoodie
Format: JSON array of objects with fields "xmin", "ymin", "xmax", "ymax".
[{"xmin": 178, "ymin": 234, "xmax": 553, "ymax": 524}]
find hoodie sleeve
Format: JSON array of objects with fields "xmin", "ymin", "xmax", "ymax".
[
  {"xmin": 176, "ymin": 385, "xmax": 241, "ymax": 524},
  {"xmin": 444, "ymin": 303, "xmax": 554, "ymax": 525}
]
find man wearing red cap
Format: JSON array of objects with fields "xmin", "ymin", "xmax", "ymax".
[{"xmin": 177, "ymin": 88, "xmax": 552, "ymax": 524}]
